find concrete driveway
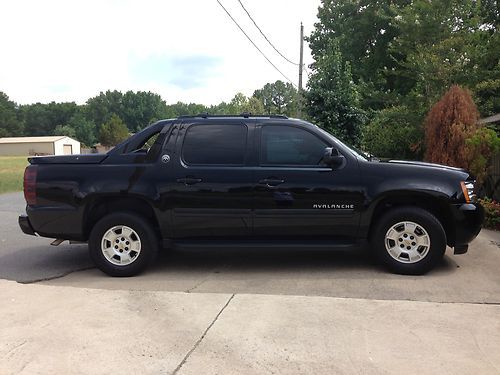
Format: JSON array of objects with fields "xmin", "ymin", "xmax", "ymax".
[{"xmin": 1, "ymin": 192, "xmax": 499, "ymax": 374}]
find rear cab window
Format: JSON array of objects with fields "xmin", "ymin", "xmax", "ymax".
[{"xmin": 181, "ymin": 123, "xmax": 248, "ymax": 166}]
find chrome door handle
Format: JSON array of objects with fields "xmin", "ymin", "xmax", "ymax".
[
  {"xmin": 176, "ymin": 177, "xmax": 202, "ymax": 185},
  {"xmin": 258, "ymin": 178, "xmax": 285, "ymax": 187}
]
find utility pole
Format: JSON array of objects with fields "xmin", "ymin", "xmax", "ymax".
[{"xmin": 298, "ymin": 22, "xmax": 304, "ymax": 117}]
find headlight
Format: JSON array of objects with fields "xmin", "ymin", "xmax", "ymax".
[{"xmin": 460, "ymin": 181, "xmax": 475, "ymax": 203}]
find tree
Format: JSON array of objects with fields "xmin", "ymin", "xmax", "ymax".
[
  {"xmin": 389, "ymin": 0, "xmax": 499, "ymax": 113},
  {"xmin": 86, "ymin": 90, "xmax": 124, "ymax": 130},
  {"xmin": 164, "ymin": 102, "xmax": 208, "ymax": 118},
  {"xmin": 20, "ymin": 101, "xmax": 79, "ymax": 136},
  {"xmin": 363, "ymin": 106, "xmax": 423, "ymax": 159},
  {"xmin": 217, "ymin": 92, "xmax": 265, "ymax": 114},
  {"xmin": 305, "ymin": 41, "xmax": 365, "ymax": 146},
  {"xmin": 308, "ymin": 0, "xmax": 406, "ymax": 110},
  {"xmin": 308, "ymin": 0, "xmax": 499, "ymax": 117},
  {"xmin": 0, "ymin": 92, "xmax": 23, "ymax": 136},
  {"xmin": 121, "ymin": 91, "xmax": 168, "ymax": 132},
  {"xmin": 466, "ymin": 126, "xmax": 500, "ymax": 183},
  {"xmin": 99, "ymin": 114, "xmax": 129, "ymax": 147},
  {"xmin": 53, "ymin": 124, "xmax": 77, "ymax": 139},
  {"xmin": 474, "ymin": 79, "xmax": 500, "ymax": 117},
  {"xmin": 424, "ymin": 85, "xmax": 480, "ymax": 168},
  {"xmin": 253, "ymin": 80, "xmax": 297, "ymax": 115},
  {"xmin": 68, "ymin": 112, "xmax": 97, "ymax": 147},
  {"xmin": 86, "ymin": 90, "xmax": 170, "ymax": 132}
]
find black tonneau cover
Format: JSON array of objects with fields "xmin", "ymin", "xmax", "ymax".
[{"xmin": 28, "ymin": 154, "xmax": 108, "ymax": 164}]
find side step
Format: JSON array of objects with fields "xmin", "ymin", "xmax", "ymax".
[{"xmin": 169, "ymin": 239, "xmax": 367, "ymax": 251}]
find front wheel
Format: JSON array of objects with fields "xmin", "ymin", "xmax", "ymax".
[
  {"xmin": 89, "ymin": 212, "xmax": 158, "ymax": 277},
  {"xmin": 371, "ymin": 207, "xmax": 446, "ymax": 275}
]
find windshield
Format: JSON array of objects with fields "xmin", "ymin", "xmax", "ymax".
[{"xmin": 314, "ymin": 126, "xmax": 371, "ymax": 161}]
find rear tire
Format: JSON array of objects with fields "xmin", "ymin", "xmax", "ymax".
[
  {"xmin": 371, "ymin": 206, "xmax": 446, "ymax": 275},
  {"xmin": 89, "ymin": 212, "xmax": 158, "ymax": 277}
]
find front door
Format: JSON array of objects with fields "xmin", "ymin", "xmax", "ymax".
[
  {"xmin": 171, "ymin": 120, "xmax": 254, "ymax": 238},
  {"xmin": 253, "ymin": 123, "xmax": 362, "ymax": 238}
]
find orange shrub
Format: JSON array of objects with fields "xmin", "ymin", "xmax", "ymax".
[{"xmin": 424, "ymin": 85, "xmax": 480, "ymax": 168}]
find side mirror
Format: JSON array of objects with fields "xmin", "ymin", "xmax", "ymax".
[{"xmin": 323, "ymin": 147, "xmax": 345, "ymax": 168}]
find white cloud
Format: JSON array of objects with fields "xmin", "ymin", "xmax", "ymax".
[{"xmin": 0, "ymin": 0, "xmax": 321, "ymax": 105}]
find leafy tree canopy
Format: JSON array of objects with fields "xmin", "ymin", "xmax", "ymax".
[
  {"xmin": 99, "ymin": 114, "xmax": 129, "ymax": 147},
  {"xmin": 0, "ymin": 92, "xmax": 23, "ymax": 137},
  {"xmin": 305, "ymin": 41, "xmax": 366, "ymax": 146}
]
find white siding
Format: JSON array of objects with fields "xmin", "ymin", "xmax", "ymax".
[
  {"xmin": 0, "ymin": 142, "xmax": 54, "ymax": 156},
  {"xmin": 54, "ymin": 137, "xmax": 81, "ymax": 155}
]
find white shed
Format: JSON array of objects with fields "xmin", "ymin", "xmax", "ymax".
[{"xmin": 0, "ymin": 136, "xmax": 81, "ymax": 156}]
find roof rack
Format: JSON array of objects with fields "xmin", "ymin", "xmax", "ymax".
[{"xmin": 177, "ymin": 113, "xmax": 288, "ymax": 119}]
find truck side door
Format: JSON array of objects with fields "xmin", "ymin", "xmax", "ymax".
[
  {"xmin": 170, "ymin": 119, "xmax": 254, "ymax": 238},
  {"xmin": 252, "ymin": 122, "xmax": 362, "ymax": 239}
]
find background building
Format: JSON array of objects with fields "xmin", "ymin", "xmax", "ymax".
[{"xmin": 0, "ymin": 136, "xmax": 81, "ymax": 156}]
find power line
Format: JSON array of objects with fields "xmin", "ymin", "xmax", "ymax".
[
  {"xmin": 237, "ymin": 0, "xmax": 300, "ymax": 67},
  {"xmin": 215, "ymin": 0, "xmax": 297, "ymax": 88}
]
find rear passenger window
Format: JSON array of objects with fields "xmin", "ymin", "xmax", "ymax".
[
  {"xmin": 261, "ymin": 125, "xmax": 327, "ymax": 166},
  {"xmin": 182, "ymin": 124, "xmax": 247, "ymax": 165}
]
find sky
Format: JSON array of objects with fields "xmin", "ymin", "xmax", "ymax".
[{"xmin": 0, "ymin": 0, "xmax": 321, "ymax": 106}]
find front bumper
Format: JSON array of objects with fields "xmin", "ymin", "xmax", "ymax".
[
  {"xmin": 19, "ymin": 214, "xmax": 36, "ymax": 236},
  {"xmin": 451, "ymin": 202, "xmax": 485, "ymax": 253}
]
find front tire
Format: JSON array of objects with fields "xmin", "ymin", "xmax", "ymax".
[
  {"xmin": 89, "ymin": 212, "xmax": 158, "ymax": 277},
  {"xmin": 371, "ymin": 206, "xmax": 446, "ymax": 275}
]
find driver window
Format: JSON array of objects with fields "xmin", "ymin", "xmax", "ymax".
[{"xmin": 260, "ymin": 125, "xmax": 327, "ymax": 166}]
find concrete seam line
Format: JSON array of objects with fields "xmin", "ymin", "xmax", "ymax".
[
  {"xmin": 172, "ymin": 293, "xmax": 235, "ymax": 375},
  {"xmin": 16, "ymin": 266, "xmax": 96, "ymax": 284},
  {"xmin": 185, "ymin": 264, "xmax": 231, "ymax": 293}
]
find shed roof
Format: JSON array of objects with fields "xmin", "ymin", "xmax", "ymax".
[
  {"xmin": 479, "ymin": 113, "xmax": 500, "ymax": 124},
  {"xmin": 0, "ymin": 136, "xmax": 72, "ymax": 144}
]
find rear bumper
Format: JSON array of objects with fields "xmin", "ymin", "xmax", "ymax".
[
  {"xmin": 18, "ymin": 214, "xmax": 36, "ymax": 236},
  {"xmin": 25, "ymin": 205, "xmax": 85, "ymax": 241},
  {"xmin": 451, "ymin": 203, "xmax": 484, "ymax": 253}
]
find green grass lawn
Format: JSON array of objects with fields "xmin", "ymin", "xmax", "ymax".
[{"xmin": 0, "ymin": 156, "xmax": 29, "ymax": 194}]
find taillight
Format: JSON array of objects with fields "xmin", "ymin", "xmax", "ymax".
[{"xmin": 23, "ymin": 165, "xmax": 38, "ymax": 206}]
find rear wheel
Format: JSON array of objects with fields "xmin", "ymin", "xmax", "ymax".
[
  {"xmin": 371, "ymin": 207, "xmax": 446, "ymax": 275},
  {"xmin": 89, "ymin": 212, "xmax": 158, "ymax": 277}
]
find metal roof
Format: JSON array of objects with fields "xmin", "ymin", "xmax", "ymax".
[
  {"xmin": 0, "ymin": 136, "xmax": 73, "ymax": 144},
  {"xmin": 479, "ymin": 113, "xmax": 500, "ymax": 124}
]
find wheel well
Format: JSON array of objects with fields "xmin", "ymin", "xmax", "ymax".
[
  {"xmin": 83, "ymin": 197, "xmax": 160, "ymax": 240},
  {"xmin": 368, "ymin": 194, "xmax": 456, "ymax": 246}
]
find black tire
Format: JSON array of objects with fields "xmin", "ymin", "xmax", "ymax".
[
  {"xmin": 371, "ymin": 206, "xmax": 446, "ymax": 275},
  {"xmin": 89, "ymin": 212, "xmax": 159, "ymax": 277}
]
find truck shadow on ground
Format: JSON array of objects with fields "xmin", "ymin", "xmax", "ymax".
[
  {"xmin": 0, "ymin": 245, "xmax": 458, "ymax": 284},
  {"xmin": 149, "ymin": 247, "xmax": 458, "ymax": 275}
]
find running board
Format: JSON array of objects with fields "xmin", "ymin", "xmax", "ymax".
[{"xmin": 170, "ymin": 239, "xmax": 367, "ymax": 251}]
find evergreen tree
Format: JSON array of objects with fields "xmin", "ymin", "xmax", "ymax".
[
  {"xmin": 424, "ymin": 85, "xmax": 480, "ymax": 168},
  {"xmin": 99, "ymin": 114, "xmax": 129, "ymax": 147},
  {"xmin": 305, "ymin": 42, "xmax": 365, "ymax": 146}
]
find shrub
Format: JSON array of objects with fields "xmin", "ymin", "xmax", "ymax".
[
  {"xmin": 362, "ymin": 106, "xmax": 423, "ymax": 160},
  {"xmin": 479, "ymin": 198, "xmax": 500, "ymax": 231},
  {"xmin": 466, "ymin": 127, "xmax": 500, "ymax": 183},
  {"xmin": 424, "ymin": 85, "xmax": 480, "ymax": 168}
]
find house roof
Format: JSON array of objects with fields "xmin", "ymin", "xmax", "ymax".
[
  {"xmin": 479, "ymin": 113, "xmax": 500, "ymax": 124},
  {"xmin": 0, "ymin": 136, "xmax": 72, "ymax": 144}
]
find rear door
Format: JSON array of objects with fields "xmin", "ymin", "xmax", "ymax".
[
  {"xmin": 253, "ymin": 122, "xmax": 362, "ymax": 238},
  {"xmin": 171, "ymin": 119, "xmax": 254, "ymax": 238}
]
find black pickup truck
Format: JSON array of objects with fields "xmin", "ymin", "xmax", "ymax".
[{"xmin": 19, "ymin": 114, "xmax": 484, "ymax": 276}]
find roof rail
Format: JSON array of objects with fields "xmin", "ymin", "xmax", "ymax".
[{"xmin": 176, "ymin": 113, "xmax": 288, "ymax": 119}]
